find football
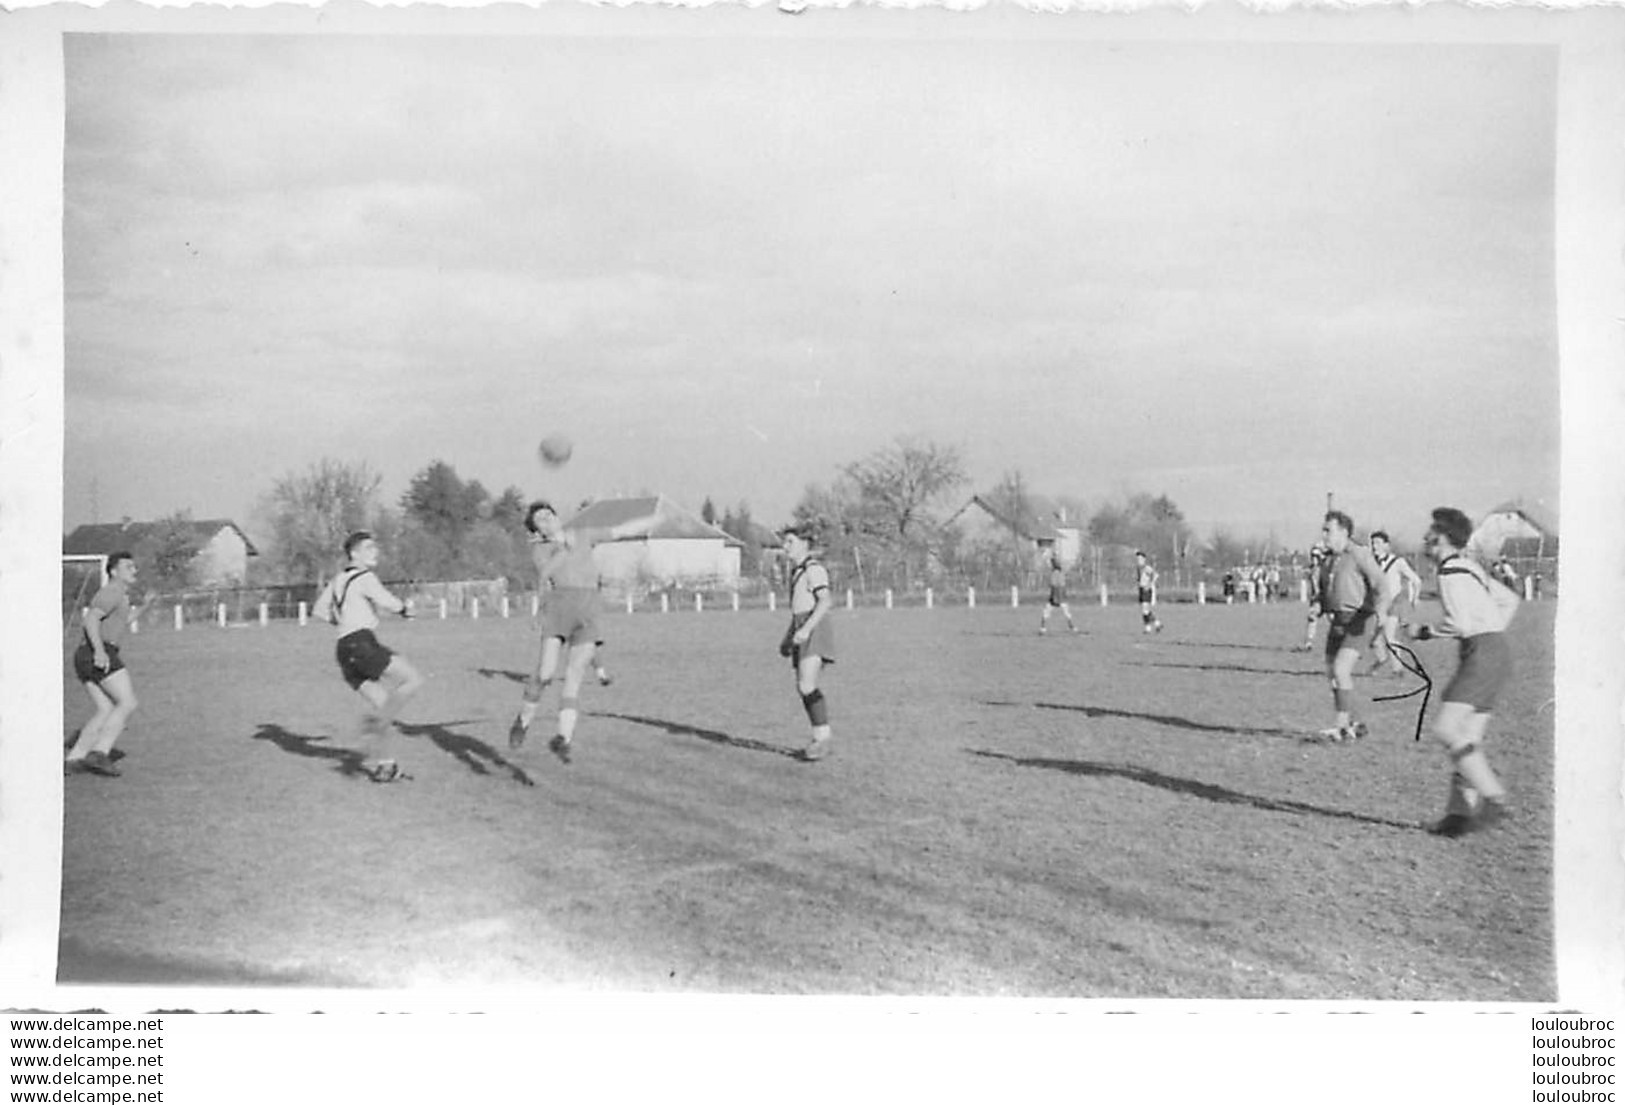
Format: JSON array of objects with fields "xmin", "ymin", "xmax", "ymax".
[{"xmin": 538, "ymin": 434, "xmax": 574, "ymax": 467}]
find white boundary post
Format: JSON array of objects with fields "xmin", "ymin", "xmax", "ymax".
[
  {"xmin": 732, "ymin": 592, "xmax": 740, "ymax": 612},
  {"xmin": 258, "ymin": 603, "xmax": 268, "ymax": 627},
  {"xmin": 926, "ymin": 588, "xmax": 934, "ymax": 609},
  {"xmin": 501, "ymin": 596, "xmax": 511, "ymax": 618},
  {"xmin": 1010, "ymin": 586, "xmax": 1019, "ymax": 608},
  {"xmin": 1197, "ymin": 582, "xmax": 1206, "ymax": 605},
  {"xmin": 695, "ymin": 593, "xmax": 703, "ymax": 613},
  {"xmin": 1299, "ymin": 579, "xmax": 1309, "ymax": 603},
  {"xmin": 532, "ymin": 594, "xmax": 540, "ymax": 617},
  {"xmin": 661, "ymin": 593, "xmax": 670, "ymax": 614},
  {"xmin": 1099, "ymin": 584, "xmax": 1109, "ymax": 607},
  {"xmin": 174, "ymin": 605, "xmax": 184, "ymax": 631},
  {"xmin": 471, "ymin": 598, "xmax": 480, "ymax": 619},
  {"xmin": 885, "ymin": 589, "xmax": 893, "ymax": 610},
  {"xmin": 216, "ymin": 603, "xmax": 226, "ymax": 628},
  {"xmin": 297, "ymin": 601, "xmax": 307, "ymax": 627},
  {"xmin": 1524, "ymin": 576, "xmax": 1534, "ymax": 601},
  {"xmin": 439, "ymin": 599, "xmax": 448, "ymax": 620},
  {"xmin": 769, "ymin": 592, "xmax": 777, "ymax": 613},
  {"xmin": 967, "ymin": 586, "xmax": 976, "ymax": 609},
  {"xmin": 846, "ymin": 589, "xmax": 854, "ymax": 611},
  {"xmin": 626, "ymin": 594, "xmax": 635, "ymax": 614}
]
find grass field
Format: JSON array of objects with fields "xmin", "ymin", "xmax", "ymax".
[{"xmin": 58, "ymin": 598, "xmax": 1555, "ymax": 999}]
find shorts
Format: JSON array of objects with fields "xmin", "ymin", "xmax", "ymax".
[
  {"xmin": 1047, "ymin": 585, "xmax": 1067, "ymax": 607},
  {"xmin": 538, "ymin": 587, "xmax": 601, "ymax": 647},
  {"xmin": 336, "ymin": 629, "xmax": 395, "ymax": 690},
  {"xmin": 73, "ymin": 641, "xmax": 124, "ymax": 685},
  {"xmin": 780, "ymin": 611, "xmax": 836, "ymax": 667},
  {"xmin": 1442, "ymin": 632, "xmax": 1513, "ymax": 711},
  {"xmin": 1137, "ymin": 587, "xmax": 1154, "ymax": 605},
  {"xmin": 1324, "ymin": 609, "xmax": 1375, "ymax": 661}
]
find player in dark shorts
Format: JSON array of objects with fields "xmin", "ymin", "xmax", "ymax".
[
  {"xmin": 65, "ymin": 551, "xmax": 146, "ymax": 777},
  {"xmin": 779, "ymin": 525, "xmax": 836, "ymax": 762},
  {"xmin": 1311, "ymin": 512, "xmax": 1395, "ymax": 743},
  {"xmin": 1038, "ymin": 554, "xmax": 1078, "ymax": 635},
  {"xmin": 1408, "ymin": 507, "xmax": 1520, "ymax": 837},
  {"xmin": 1293, "ymin": 543, "xmax": 1330, "ymax": 652},
  {"xmin": 311, "ymin": 531, "xmax": 423, "ymax": 783},
  {"xmin": 1134, "ymin": 551, "xmax": 1162, "ymax": 633},
  {"xmin": 509, "ymin": 499, "xmax": 659, "ymax": 762}
]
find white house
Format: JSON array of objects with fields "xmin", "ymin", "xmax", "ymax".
[
  {"xmin": 62, "ymin": 518, "xmax": 259, "ymax": 587},
  {"xmin": 1471, "ymin": 500, "xmax": 1558, "ymax": 560},
  {"xmin": 565, "ymin": 495, "xmax": 742, "ymax": 592}
]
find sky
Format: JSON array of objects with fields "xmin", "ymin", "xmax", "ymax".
[{"xmin": 62, "ymin": 33, "xmax": 1561, "ymax": 549}]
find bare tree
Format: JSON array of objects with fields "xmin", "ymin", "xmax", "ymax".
[
  {"xmin": 841, "ymin": 437, "xmax": 968, "ymax": 587},
  {"xmin": 256, "ymin": 458, "xmax": 384, "ymax": 583}
]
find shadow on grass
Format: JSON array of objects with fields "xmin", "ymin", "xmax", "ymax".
[
  {"xmin": 57, "ymin": 935, "xmax": 363, "ymax": 988},
  {"xmin": 968, "ymin": 750, "xmax": 1419, "ymax": 831},
  {"xmin": 396, "ymin": 719, "xmax": 535, "ymax": 787},
  {"xmin": 596, "ymin": 711, "xmax": 802, "ymax": 759},
  {"xmin": 475, "ymin": 667, "xmax": 528, "ymax": 685},
  {"xmin": 1163, "ymin": 639, "xmax": 1299, "ymax": 654},
  {"xmin": 982, "ymin": 699, "xmax": 1305, "ymax": 741},
  {"xmin": 1123, "ymin": 660, "xmax": 1324, "ymax": 679},
  {"xmin": 250, "ymin": 723, "xmax": 371, "ymax": 779}
]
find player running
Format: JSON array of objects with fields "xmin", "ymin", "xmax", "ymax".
[
  {"xmin": 1038, "ymin": 553, "xmax": 1079, "ymax": 635},
  {"xmin": 311, "ymin": 531, "xmax": 424, "ymax": 783},
  {"xmin": 1408, "ymin": 507, "xmax": 1520, "ymax": 837},
  {"xmin": 508, "ymin": 500, "xmax": 658, "ymax": 763},
  {"xmin": 1310, "ymin": 511, "xmax": 1395, "ymax": 743},
  {"xmin": 778, "ymin": 525, "xmax": 836, "ymax": 762},
  {"xmin": 1134, "ymin": 551, "xmax": 1163, "ymax": 633},
  {"xmin": 65, "ymin": 552, "xmax": 148, "ymax": 777},
  {"xmin": 1366, "ymin": 529, "xmax": 1423, "ymax": 678}
]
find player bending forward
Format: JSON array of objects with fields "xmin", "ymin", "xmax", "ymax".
[
  {"xmin": 1409, "ymin": 507, "xmax": 1520, "ymax": 837},
  {"xmin": 311, "ymin": 531, "xmax": 424, "ymax": 783},
  {"xmin": 778, "ymin": 525, "xmax": 836, "ymax": 762},
  {"xmin": 509, "ymin": 500, "xmax": 658, "ymax": 763}
]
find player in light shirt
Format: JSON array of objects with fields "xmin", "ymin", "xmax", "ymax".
[
  {"xmin": 778, "ymin": 525, "xmax": 836, "ymax": 762},
  {"xmin": 1365, "ymin": 529, "xmax": 1423, "ymax": 678},
  {"xmin": 311, "ymin": 531, "xmax": 423, "ymax": 783},
  {"xmin": 1407, "ymin": 507, "xmax": 1520, "ymax": 837}
]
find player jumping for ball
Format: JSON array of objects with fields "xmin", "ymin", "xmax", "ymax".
[
  {"xmin": 778, "ymin": 525, "xmax": 836, "ymax": 762},
  {"xmin": 509, "ymin": 500, "xmax": 658, "ymax": 763},
  {"xmin": 1409, "ymin": 507, "xmax": 1520, "ymax": 837},
  {"xmin": 311, "ymin": 531, "xmax": 424, "ymax": 783},
  {"xmin": 1310, "ymin": 511, "xmax": 1395, "ymax": 743},
  {"xmin": 1134, "ymin": 551, "xmax": 1162, "ymax": 633},
  {"xmin": 1038, "ymin": 552, "xmax": 1079, "ymax": 635}
]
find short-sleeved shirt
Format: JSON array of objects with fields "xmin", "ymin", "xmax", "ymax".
[
  {"xmin": 790, "ymin": 558, "xmax": 830, "ymax": 615},
  {"xmin": 85, "ymin": 579, "xmax": 131, "ymax": 649},
  {"xmin": 1317, "ymin": 543, "xmax": 1393, "ymax": 617},
  {"xmin": 319, "ymin": 567, "xmax": 396, "ymax": 635},
  {"xmin": 540, "ymin": 528, "xmax": 617, "ymax": 591},
  {"xmin": 1136, "ymin": 563, "xmax": 1157, "ymax": 590}
]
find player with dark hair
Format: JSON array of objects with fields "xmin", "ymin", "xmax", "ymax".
[
  {"xmin": 1134, "ymin": 551, "xmax": 1162, "ymax": 634},
  {"xmin": 311, "ymin": 531, "xmax": 424, "ymax": 783},
  {"xmin": 1366, "ymin": 529, "xmax": 1422, "ymax": 678},
  {"xmin": 508, "ymin": 499, "xmax": 658, "ymax": 763},
  {"xmin": 778, "ymin": 525, "xmax": 836, "ymax": 762},
  {"xmin": 1311, "ymin": 511, "xmax": 1395, "ymax": 743},
  {"xmin": 1038, "ymin": 552, "xmax": 1079, "ymax": 635},
  {"xmin": 1409, "ymin": 506, "xmax": 1520, "ymax": 837},
  {"xmin": 65, "ymin": 551, "xmax": 145, "ymax": 777}
]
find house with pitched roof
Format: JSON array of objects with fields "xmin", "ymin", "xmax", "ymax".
[
  {"xmin": 1472, "ymin": 500, "xmax": 1559, "ymax": 560},
  {"xmin": 63, "ymin": 518, "xmax": 259, "ymax": 587},
  {"xmin": 565, "ymin": 495, "xmax": 742, "ymax": 592},
  {"xmin": 945, "ymin": 494, "xmax": 1083, "ymax": 568}
]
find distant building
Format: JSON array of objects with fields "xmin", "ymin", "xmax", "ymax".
[
  {"xmin": 946, "ymin": 495, "xmax": 1081, "ymax": 568},
  {"xmin": 63, "ymin": 518, "xmax": 259, "ymax": 587},
  {"xmin": 565, "ymin": 495, "xmax": 742, "ymax": 593},
  {"xmin": 1472, "ymin": 501, "xmax": 1559, "ymax": 561}
]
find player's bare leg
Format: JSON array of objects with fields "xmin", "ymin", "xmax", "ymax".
[
  {"xmin": 796, "ymin": 654, "xmax": 831, "ymax": 761},
  {"xmin": 512, "ymin": 636, "xmax": 562, "ymax": 747},
  {"xmin": 1428, "ymin": 703, "xmax": 1507, "ymax": 836},
  {"xmin": 66, "ymin": 682, "xmax": 117, "ymax": 774},
  {"xmin": 549, "ymin": 642, "xmax": 595, "ymax": 763}
]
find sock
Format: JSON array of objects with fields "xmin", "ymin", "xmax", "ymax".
[
  {"xmin": 1333, "ymin": 688, "xmax": 1351, "ymax": 716},
  {"xmin": 801, "ymin": 689, "xmax": 827, "ymax": 727},
  {"xmin": 1450, "ymin": 744, "xmax": 1506, "ymax": 802},
  {"xmin": 558, "ymin": 696, "xmax": 580, "ymax": 741}
]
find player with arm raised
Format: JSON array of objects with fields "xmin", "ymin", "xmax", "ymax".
[
  {"xmin": 508, "ymin": 499, "xmax": 658, "ymax": 763},
  {"xmin": 778, "ymin": 524, "xmax": 836, "ymax": 762},
  {"xmin": 310, "ymin": 531, "xmax": 424, "ymax": 783},
  {"xmin": 1311, "ymin": 511, "xmax": 1396, "ymax": 743},
  {"xmin": 1366, "ymin": 529, "xmax": 1423, "ymax": 678},
  {"xmin": 1408, "ymin": 507, "xmax": 1520, "ymax": 837}
]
